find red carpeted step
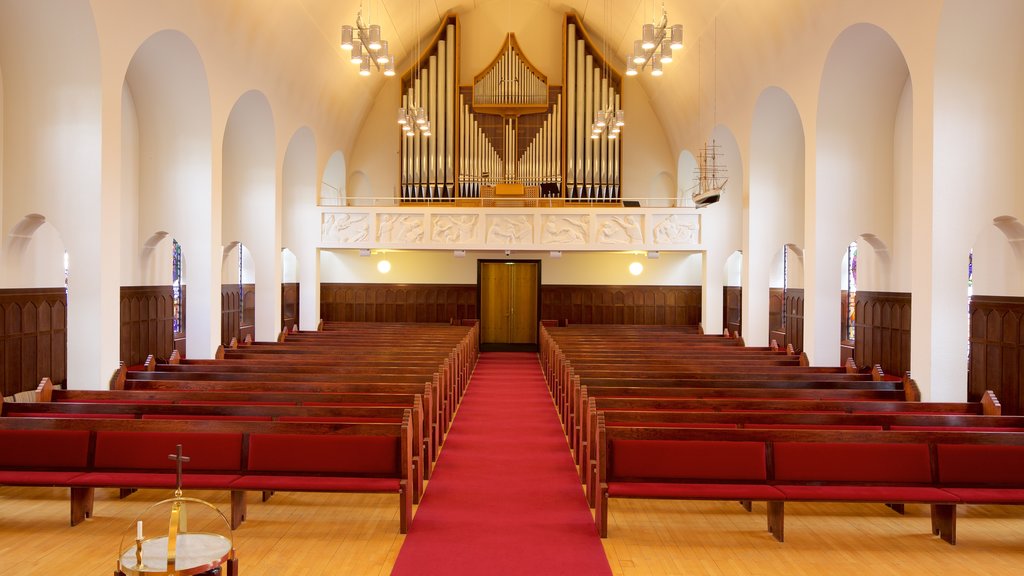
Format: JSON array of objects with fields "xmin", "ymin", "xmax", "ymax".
[{"xmin": 392, "ymin": 352, "xmax": 611, "ymax": 576}]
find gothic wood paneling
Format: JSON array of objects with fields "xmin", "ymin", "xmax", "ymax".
[
  {"xmin": 282, "ymin": 283, "xmax": 299, "ymax": 331},
  {"xmin": 785, "ymin": 288, "xmax": 804, "ymax": 353},
  {"xmin": 119, "ymin": 286, "xmax": 175, "ymax": 367},
  {"xmin": 0, "ymin": 288, "xmax": 67, "ymax": 396},
  {"xmin": 769, "ymin": 287, "xmax": 785, "ymax": 347},
  {"xmin": 854, "ymin": 291, "xmax": 912, "ymax": 377},
  {"xmin": 321, "ymin": 284, "xmax": 479, "ymax": 324},
  {"xmin": 969, "ymin": 295, "xmax": 1024, "ymax": 415},
  {"xmin": 540, "ymin": 285, "xmax": 701, "ymax": 326},
  {"xmin": 723, "ymin": 286, "xmax": 742, "ymax": 337},
  {"xmin": 840, "ymin": 289, "xmax": 854, "ymax": 367}
]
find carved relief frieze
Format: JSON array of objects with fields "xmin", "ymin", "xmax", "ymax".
[
  {"xmin": 431, "ymin": 214, "xmax": 479, "ymax": 244},
  {"xmin": 652, "ymin": 214, "xmax": 699, "ymax": 245},
  {"xmin": 596, "ymin": 215, "xmax": 643, "ymax": 245},
  {"xmin": 486, "ymin": 215, "xmax": 534, "ymax": 244},
  {"xmin": 321, "ymin": 213, "xmax": 370, "ymax": 243},
  {"xmin": 542, "ymin": 215, "xmax": 590, "ymax": 244},
  {"xmin": 378, "ymin": 214, "xmax": 425, "ymax": 243}
]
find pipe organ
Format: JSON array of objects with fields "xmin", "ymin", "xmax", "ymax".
[
  {"xmin": 400, "ymin": 16, "xmax": 458, "ymax": 201},
  {"xmin": 399, "ymin": 14, "xmax": 620, "ymax": 204},
  {"xmin": 563, "ymin": 15, "xmax": 621, "ymax": 203}
]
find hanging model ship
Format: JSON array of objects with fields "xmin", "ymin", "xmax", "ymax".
[{"xmin": 692, "ymin": 139, "xmax": 727, "ymax": 207}]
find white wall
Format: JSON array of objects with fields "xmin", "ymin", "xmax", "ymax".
[{"xmin": 320, "ymin": 249, "xmax": 702, "ymax": 286}]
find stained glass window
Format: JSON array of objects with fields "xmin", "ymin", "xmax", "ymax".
[
  {"xmin": 846, "ymin": 242, "xmax": 858, "ymax": 341},
  {"xmin": 172, "ymin": 240, "xmax": 182, "ymax": 334}
]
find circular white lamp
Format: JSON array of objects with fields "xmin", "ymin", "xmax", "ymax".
[
  {"xmin": 377, "ymin": 259, "xmax": 392, "ymax": 274},
  {"xmin": 629, "ymin": 261, "xmax": 643, "ymax": 276}
]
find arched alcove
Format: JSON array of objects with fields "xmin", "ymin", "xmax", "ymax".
[
  {"xmin": 223, "ymin": 89, "xmax": 277, "ymax": 341},
  {"xmin": 221, "ymin": 242, "xmax": 255, "ymax": 345},
  {"xmin": 321, "ymin": 150, "xmax": 346, "ymax": 205},
  {"xmin": 747, "ymin": 86, "xmax": 805, "ymax": 347},
  {"xmin": 698, "ymin": 125, "xmax": 743, "ymax": 335},
  {"xmin": 283, "ymin": 126, "xmax": 320, "ymax": 329},
  {"xmin": 124, "ymin": 29, "xmax": 214, "ymax": 357}
]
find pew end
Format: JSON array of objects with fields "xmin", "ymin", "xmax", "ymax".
[
  {"xmin": 770, "ymin": 340, "xmax": 779, "ymax": 352},
  {"xmin": 845, "ymin": 357, "xmax": 857, "ymax": 373},
  {"xmin": 110, "ymin": 363, "xmax": 128, "ymax": 390},
  {"xmin": 143, "ymin": 355, "xmax": 156, "ymax": 371},
  {"xmin": 215, "ymin": 345, "xmax": 225, "ymax": 360},
  {"xmin": 786, "ymin": 343, "xmax": 795, "ymax": 355},
  {"xmin": 35, "ymin": 377, "xmax": 54, "ymax": 403},
  {"xmin": 872, "ymin": 365, "xmax": 884, "ymax": 381},
  {"xmin": 903, "ymin": 373, "xmax": 922, "ymax": 402},
  {"xmin": 799, "ymin": 352, "xmax": 810, "ymax": 367},
  {"xmin": 277, "ymin": 327, "xmax": 288, "ymax": 343},
  {"xmin": 168, "ymin": 349, "xmax": 181, "ymax": 365},
  {"xmin": 982, "ymin": 390, "xmax": 1001, "ymax": 416},
  {"xmin": 228, "ymin": 337, "xmax": 239, "ymax": 350}
]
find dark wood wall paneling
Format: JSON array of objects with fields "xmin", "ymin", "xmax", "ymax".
[
  {"xmin": 119, "ymin": 286, "xmax": 178, "ymax": 367},
  {"xmin": 723, "ymin": 286, "xmax": 742, "ymax": 336},
  {"xmin": 969, "ymin": 295, "xmax": 1024, "ymax": 416},
  {"xmin": 221, "ymin": 284, "xmax": 256, "ymax": 345},
  {"xmin": 321, "ymin": 283, "xmax": 703, "ymax": 326},
  {"xmin": 0, "ymin": 288, "xmax": 67, "ymax": 396},
  {"xmin": 321, "ymin": 284, "xmax": 479, "ymax": 323},
  {"xmin": 769, "ymin": 287, "xmax": 785, "ymax": 346},
  {"xmin": 282, "ymin": 283, "xmax": 299, "ymax": 331},
  {"xmin": 853, "ymin": 291, "xmax": 912, "ymax": 378},
  {"xmin": 840, "ymin": 289, "xmax": 854, "ymax": 367}
]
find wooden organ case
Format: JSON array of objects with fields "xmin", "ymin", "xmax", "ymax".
[{"xmin": 398, "ymin": 13, "xmax": 621, "ymax": 205}]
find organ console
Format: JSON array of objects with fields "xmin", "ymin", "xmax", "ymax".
[{"xmin": 399, "ymin": 13, "xmax": 621, "ymax": 205}]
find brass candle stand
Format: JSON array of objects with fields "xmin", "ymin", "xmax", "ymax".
[{"xmin": 115, "ymin": 445, "xmax": 237, "ymax": 576}]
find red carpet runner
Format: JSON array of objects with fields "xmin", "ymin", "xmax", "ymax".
[{"xmin": 391, "ymin": 352, "xmax": 612, "ymax": 575}]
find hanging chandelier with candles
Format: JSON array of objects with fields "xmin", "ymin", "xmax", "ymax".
[
  {"xmin": 591, "ymin": 0, "xmax": 625, "ymax": 140},
  {"xmin": 396, "ymin": 0, "xmax": 430, "ymax": 137},
  {"xmin": 340, "ymin": 1, "xmax": 395, "ymax": 77},
  {"xmin": 625, "ymin": 2, "xmax": 683, "ymax": 77}
]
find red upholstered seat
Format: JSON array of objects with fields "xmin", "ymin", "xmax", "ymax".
[
  {"xmin": 775, "ymin": 485, "xmax": 958, "ymax": 503},
  {"xmin": 141, "ymin": 414, "xmax": 274, "ymax": 421},
  {"xmin": 609, "ymin": 439, "xmax": 766, "ymax": 482},
  {"xmin": 608, "ymin": 481, "xmax": 783, "ymax": 501},
  {"xmin": 943, "ymin": 488, "xmax": 1024, "ymax": 503},
  {"xmin": 93, "ymin": 431, "xmax": 244, "ymax": 472},
  {"xmin": 774, "ymin": 442, "xmax": 932, "ymax": 484},
  {"xmin": 0, "ymin": 470, "xmax": 86, "ymax": 485},
  {"xmin": 247, "ymin": 434, "xmax": 401, "ymax": 476},
  {"xmin": 69, "ymin": 472, "xmax": 239, "ymax": 489},
  {"xmin": 6, "ymin": 412, "xmax": 135, "ymax": 419},
  {"xmin": 0, "ymin": 429, "xmax": 90, "ymax": 469},
  {"xmin": 229, "ymin": 475, "xmax": 401, "ymax": 492},
  {"xmin": 937, "ymin": 444, "xmax": 1024, "ymax": 485}
]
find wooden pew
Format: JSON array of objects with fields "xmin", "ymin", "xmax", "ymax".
[
  {"xmin": 593, "ymin": 421, "xmax": 1024, "ymax": 544},
  {"xmin": 0, "ymin": 415, "xmax": 413, "ymax": 533}
]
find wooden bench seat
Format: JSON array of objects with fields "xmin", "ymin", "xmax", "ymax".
[
  {"xmin": 0, "ymin": 416, "xmax": 413, "ymax": 533},
  {"xmin": 594, "ymin": 423, "xmax": 1024, "ymax": 544}
]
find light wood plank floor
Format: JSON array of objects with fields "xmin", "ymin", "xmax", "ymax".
[{"xmin": 1, "ymin": 485, "xmax": 1023, "ymax": 575}]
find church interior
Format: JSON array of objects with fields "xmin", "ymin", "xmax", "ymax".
[{"xmin": 1, "ymin": 1, "xmax": 1023, "ymax": 574}]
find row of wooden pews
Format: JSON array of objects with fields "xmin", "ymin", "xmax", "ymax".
[
  {"xmin": 539, "ymin": 323, "xmax": 1024, "ymax": 545},
  {"xmin": 0, "ymin": 321, "xmax": 479, "ymax": 533}
]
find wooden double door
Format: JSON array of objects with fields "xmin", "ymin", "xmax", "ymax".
[{"xmin": 479, "ymin": 261, "xmax": 539, "ymax": 350}]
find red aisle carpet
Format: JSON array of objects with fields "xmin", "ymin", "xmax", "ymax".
[{"xmin": 391, "ymin": 352, "xmax": 612, "ymax": 576}]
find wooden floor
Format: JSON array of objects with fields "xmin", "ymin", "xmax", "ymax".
[{"xmin": 1, "ymin": 485, "xmax": 1022, "ymax": 575}]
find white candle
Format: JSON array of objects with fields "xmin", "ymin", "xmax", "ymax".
[{"xmin": 137, "ymin": 520, "xmax": 143, "ymax": 541}]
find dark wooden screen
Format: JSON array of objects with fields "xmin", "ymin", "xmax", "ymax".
[
  {"xmin": 853, "ymin": 291, "xmax": 911, "ymax": 377},
  {"xmin": 0, "ymin": 288, "xmax": 67, "ymax": 395},
  {"xmin": 785, "ymin": 288, "xmax": 804, "ymax": 353},
  {"xmin": 119, "ymin": 286, "xmax": 175, "ymax": 367},
  {"xmin": 769, "ymin": 287, "xmax": 785, "ymax": 346},
  {"xmin": 969, "ymin": 295, "xmax": 1024, "ymax": 415},
  {"xmin": 723, "ymin": 286, "xmax": 742, "ymax": 336},
  {"xmin": 282, "ymin": 283, "xmax": 299, "ymax": 331}
]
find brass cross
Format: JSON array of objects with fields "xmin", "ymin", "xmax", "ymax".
[{"xmin": 168, "ymin": 444, "xmax": 191, "ymax": 496}]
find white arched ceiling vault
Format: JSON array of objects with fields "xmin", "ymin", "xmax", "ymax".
[
  {"xmin": 283, "ymin": 127, "xmax": 322, "ymax": 330},
  {"xmin": 123, "ymin": 29, "xmax": 219, "ymax": 361},
  {"xmin": 805, "ymin": 23, "xmax": 909, "ymax": 369},
  {"xmin": 0, "ymin": 1, "xmax": 111, "ymax": 389},
  {"xmin": 223, "ymin": 89, "xmax": 280, "ymax": 341},
  {"xmin": 745, "ymin": 86, "xmax": 804, "ymax": 347}
]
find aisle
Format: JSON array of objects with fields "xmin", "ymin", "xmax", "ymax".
[{"xmin": 391, "ymin": 352, "xmax": 611, "ymax": 576}]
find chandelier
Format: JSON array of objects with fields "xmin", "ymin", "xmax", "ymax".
[
  {"xmin": 396, "ymin": 0, "xmax": 430, "ymax": 136},
  {"xmin": 591, "ymin": 0, "xmax": 624, "ymax": 139},
  {"xmin": 340, "ymin": 1, "xmax": 395, "ymax": 76},
  {"xmin": 625, "ymin": 3, "xmax": 682, "ymax": 77}
]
